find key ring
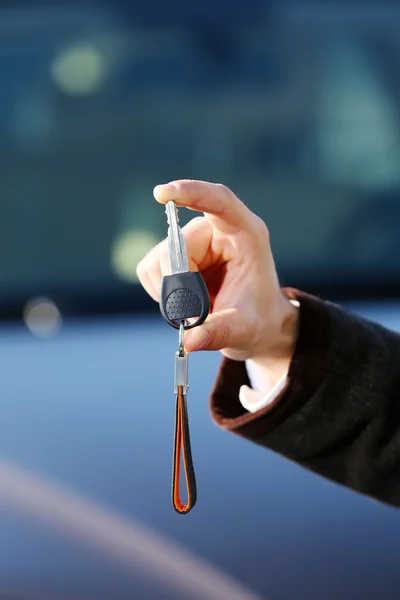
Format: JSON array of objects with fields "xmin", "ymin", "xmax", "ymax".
[{"xmin": 178, "ymin": 321, "xmax": 185, "ymax": 357}]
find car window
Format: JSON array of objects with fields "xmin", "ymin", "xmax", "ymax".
[{"xmin": 0, "ymin": 1, "xmax": 399, "ymax": 306}]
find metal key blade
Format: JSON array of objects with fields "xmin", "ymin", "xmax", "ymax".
[{"xmin": 166, "ymin": 201, "xmax": 189, "ymax": 274}]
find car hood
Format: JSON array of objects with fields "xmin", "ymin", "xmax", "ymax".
[{"xmin": 1, "ymin": 305, "xmax": 400, "ymax": 600}]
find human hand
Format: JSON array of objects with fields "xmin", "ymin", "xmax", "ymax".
[{"xmin": 136, "ymin": 180, "xmax": 299, "ymax": 382}]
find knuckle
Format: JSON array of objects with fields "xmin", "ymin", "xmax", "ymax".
[
  {"xmin": 218, "ymin": 327, "xmax": 231, "ymax": 349},
  {"xmin": 136, "ymin": 253, "xmax": 150, "ymax": 277},
  {"xmin": 173, "ymin": 181, "xmax": 183, "ymax": 195},
  {"xmin": 136, "ymin": 240, "xmax": 164, "ymax": 275},
  {"xmin": 253, "ymin": 215, "xmax": 270, "ymax": 239},
  {"xmin": 215, "ymin": 183, "xmax": 233, "ymax": 198},
  {"xmin": 136, "ymin": 250, "xmax": 151, "ymax": 270},
  {"xmin": 241, "ymin": 216, "xmax": 270, "ymax": 253},
  {"xmin": 153, "ymin": 238, "xmax": 168, "ymax": 260},
  {"xmin": 136, "ymin": 260, "xmax": 144, "ymax": 279},
  {"xmin": 173, "ymin": 179, "xmax": 192, "ymax": 195}
]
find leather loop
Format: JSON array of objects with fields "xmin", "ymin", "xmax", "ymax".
[{"xmin": 172, "ymin": 386, "xmax": 197, "ymax": 514}]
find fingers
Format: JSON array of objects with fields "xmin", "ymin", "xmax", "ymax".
[
  {"xmin": 136, "ymin": 216, "xmax": 213, "ymax": 302},
  {"xmin": 184, "ymin": 309, "xmax": 249, "ymax": 353},
  {"xmin": 153, "ymin": 180, "xmax": 257, "ymax": 235},
  {"xmin": 136, "ymin": 238, "xmax": 165, "ymax": 302}
]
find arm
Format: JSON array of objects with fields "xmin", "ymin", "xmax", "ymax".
[
  {"xmin": 137, "ymin": 179, "xmax": 400, "ymax": 509},
  {"xmin": 210, "ymin": 288, "xmax": 400, "ymax": 508}
]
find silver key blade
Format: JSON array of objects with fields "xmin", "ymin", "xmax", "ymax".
[{"xmin": 166, "ymin": 201, "xmax": 189, "ymax": 274}]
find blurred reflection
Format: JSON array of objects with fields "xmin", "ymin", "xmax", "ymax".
[
  {"xmin": 111, "ymin": 229, "xmax": 160, "ymax": 282},
  {"xmin": 0, "ymin": 461, "xmax": 262, "ymax": 600},
  {"xmin": 51, "ymin": 42, "xmax": 108, "ymax": 96},
  {"xmin": 23, "ymin": 297, "xmax": 62, "ymax": 338}
]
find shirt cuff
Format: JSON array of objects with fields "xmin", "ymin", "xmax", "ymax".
[
  {"xmin": 239, "ymin": 368, "xmax": 288, "ymax": 413},
  {"xmin": 209, "ymin": 289, "xmax": 330, "ymax": 441}
]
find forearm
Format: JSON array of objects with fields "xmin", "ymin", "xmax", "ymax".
[{"xmin": 210, "ymin": 289, "xmax": 400, "ymax": 508}]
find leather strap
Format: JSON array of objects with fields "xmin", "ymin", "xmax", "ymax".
[{"xmin": 172, "ymin": 385, "xmax": 197, "ymax": 514}]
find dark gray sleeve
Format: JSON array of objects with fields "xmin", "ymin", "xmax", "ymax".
[{"xmin": 209, "ymin": 288, "xmax": 400, "ymax": 508}]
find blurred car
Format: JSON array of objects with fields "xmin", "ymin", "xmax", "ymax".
[{"xmin": 2, "ymin": 1, "xmax": 400, "ymax": 599}]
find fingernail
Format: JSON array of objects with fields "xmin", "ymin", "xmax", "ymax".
[
  {"xmin": 185, "ymin": 328, "xmax": 210, "ymax": 352},
  {"xmin": 153, "ymin": 183, "xmax": 176, "ymax": 196}
]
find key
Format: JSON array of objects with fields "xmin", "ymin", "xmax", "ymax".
[
  {"xmin": 160, "ymin": 200, "xmax": 210, "ymax": 330},
  {"xmin": 158, "ymin": 201, "xmax": 205, "ymax": 514},
  {"xmin": 165, "ymin": 201, "xmax": 188, "ymax": 274}
]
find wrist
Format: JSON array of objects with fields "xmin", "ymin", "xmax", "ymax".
[{"xmin": 250, "ymin": 294, "xmax": 300, "ymax": 386}]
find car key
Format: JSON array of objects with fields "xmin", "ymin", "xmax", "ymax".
[
  {"xmin": 160, "ymin": 201, "xmax": 210, "ymax": 330},
  {"xmin": 159, "ymin": 200, "xmax": 210, "ymax": 514}
]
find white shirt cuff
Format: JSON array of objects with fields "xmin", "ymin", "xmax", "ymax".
[{"xmin": 239, "ymin": 366, "xmax": 288, "ymax": 413}]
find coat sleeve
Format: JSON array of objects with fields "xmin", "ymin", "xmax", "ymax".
[{"xmin": 209, "ymin": 288, "xmax": 400, "ymax": 508}]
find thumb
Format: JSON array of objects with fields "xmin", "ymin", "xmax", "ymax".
[{"xmin": 184, "ymin": 309, "xmax": 244, "ymax": 352}]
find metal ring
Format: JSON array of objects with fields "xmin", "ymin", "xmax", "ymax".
[{"xmin": 178, "ymin": 321, "xmax": 185, "ymax": 356}]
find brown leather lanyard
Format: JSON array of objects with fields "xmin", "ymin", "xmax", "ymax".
[{"xmin": 172, "ymin": 385, "xmax": 197, "ymax": 514}]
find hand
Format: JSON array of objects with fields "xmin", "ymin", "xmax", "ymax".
[{"xmin": 136, "ymin": 180, "xmax": 299, "ymax": 382}]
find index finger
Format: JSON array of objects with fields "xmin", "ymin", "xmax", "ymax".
[{"xmin": 153, "ymin": 179, "xmax": 255, "ymax": 234}]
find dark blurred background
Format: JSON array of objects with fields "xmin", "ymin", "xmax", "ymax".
[{"xmin": 2, "ymin": 1, "xmax": 400, "ymax": 599}]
